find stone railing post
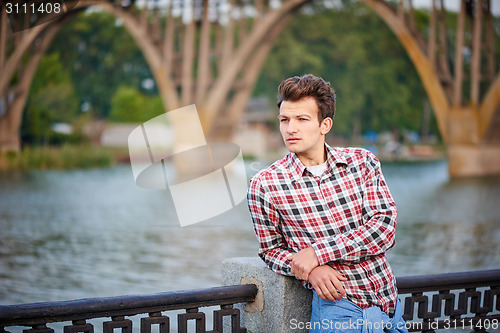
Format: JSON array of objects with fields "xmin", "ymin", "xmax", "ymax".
[{"xmin": 221, "ymin": 257, "xmax": 312, "ymax": 333}]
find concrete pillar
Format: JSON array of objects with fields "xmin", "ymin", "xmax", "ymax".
[
  {"xmin": 445, "ymin": 108, "xmax": 500, "ymax": 177},
  {"xmin": 447, "ymin": 144, "xmax": 500, "ymax": 177},
  {"xmin": 221, "ymin": 257, "xmax": 312, "ymax": 333}
]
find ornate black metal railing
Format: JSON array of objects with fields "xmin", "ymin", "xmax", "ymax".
[
  {"xmin": 0, "ymin": 284, "xmax": 257, "ymax": 333},
  {"xmin": 397, "ymin": 269, "xmax": 500, "ymax": 332},
  {"xmin": 1, "ymin": 269, "xmax": 499, "ymax": 333}
]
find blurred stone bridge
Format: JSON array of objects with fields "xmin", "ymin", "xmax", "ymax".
[{"xmin": 0, "ymin": 0, "xmax": 499, "ymax": 177}]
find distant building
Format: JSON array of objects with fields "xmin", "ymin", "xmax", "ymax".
[
  {"xmin": 234, "ymin": 97, "xmax": 284, "ymax": 161},
  {"xmin": 95, "ymin": 97, "xmax": 285, "ymax": 162}
]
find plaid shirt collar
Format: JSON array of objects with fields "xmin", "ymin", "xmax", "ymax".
[{"xmin": 287, "ymin": 143, "xmax": 348, "ymax": 184}]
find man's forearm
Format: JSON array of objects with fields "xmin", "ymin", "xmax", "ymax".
[
  {"xmin": 312, "ymin": 211, "xmax": 396, "ymax": 265},
  {"xmin": 260, "ymin": 247, "xmax": 296, "ymax": 276}
]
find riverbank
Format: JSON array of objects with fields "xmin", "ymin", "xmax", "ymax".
[
  {"xmin": 0, "ymin": 145, "xmax": 123, "ymax": 170},
  {"xmin": 255, "ymin": 143, "xmax": 446, "ymax": 165},
  {"xmin": 0, "ymin": 142, "xmax": 445, "ymax": 171}
]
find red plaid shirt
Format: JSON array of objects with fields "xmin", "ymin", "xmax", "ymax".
[{"xmin": 247, "ymin": 144, "xmax": 398, "ymax": 314}]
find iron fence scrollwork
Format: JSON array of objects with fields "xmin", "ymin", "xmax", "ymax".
[
  {"xmin": 397, "ymin": 269, "xmax": 500, "ymax": 332},
  {"xmin": 1, "ymin": 269, "xmax": 500, "ymax": 332},
  {"xmin": 0, "ymin": 285, "xmax": 257, "ymax": 333}
]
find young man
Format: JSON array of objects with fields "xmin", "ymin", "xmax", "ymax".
[{"xmin": 247, "ymin": 74, "xmax": 407, "ymax": 332}]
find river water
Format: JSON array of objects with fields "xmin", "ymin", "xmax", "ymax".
[{"xmin": 0, "ymin": 159, "xmax": 499, "ymax": 307}]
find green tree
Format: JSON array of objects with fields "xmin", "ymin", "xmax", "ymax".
[
  {"xmin": 49, "ymin": 10, "xmax": 155, "ymax": 119},
  {"xmin": 22, "ymin": 52, "xmax": 78, "ymax": 145},
  {"xmin": 109, "ymin": 86, "xmax": 164, "ymax": 123}
]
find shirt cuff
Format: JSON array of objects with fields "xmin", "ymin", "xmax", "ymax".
[{"xmin": 312, "ymin": 237, "xmax": 344, "ymax": 265}]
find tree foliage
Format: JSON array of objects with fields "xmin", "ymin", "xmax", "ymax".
[
  {"xmin": 22, "ymin": 9, "xmax": 158, "ymax": 144},
  {"xmin": 48, "ymin": 9, "xmax": 155, "ymax": 119},
  {"xmin": 22, "ymin": 52, "xmax": 78, "ymax": 145},
  {"xmin": 23, "ymin": 3, "xmax": 443, "ymax": 145},
  {"xmin": 255, "ymin": 1, "xmax": 437, "ymax": 140},
  {"xmin": 109, "ymin": 86, "xmax": 164, "ymax": 123}
]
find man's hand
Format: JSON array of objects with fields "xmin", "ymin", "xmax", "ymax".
[
  {"xmin": 288, "ymin": 246, "xmax": 319, "ymax": 280},
  {"xmin": 308, "ymin": 265, "xmax": 348, "ymax": 302}
]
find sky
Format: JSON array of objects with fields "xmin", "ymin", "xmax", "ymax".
[{"xmin": 412, "ymin": 0, "xmax": 500, "ymax": 15}]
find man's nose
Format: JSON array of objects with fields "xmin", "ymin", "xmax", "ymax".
[{"xmin": 287, "ymin": 120, "xmax": 298, "ymax": 133}]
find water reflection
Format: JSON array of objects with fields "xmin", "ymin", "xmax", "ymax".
[
  {"xmin": 383, "ymin": 161, "xmax": 500, "ymax": 275},
  {"xmin": 0, "ymin": 160, "xmax": 499, "ymax": 307}
]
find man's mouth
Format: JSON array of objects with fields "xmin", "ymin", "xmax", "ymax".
[{"xmin": 287, "ymin": 138, "xmax": 301, "ymax": 143}]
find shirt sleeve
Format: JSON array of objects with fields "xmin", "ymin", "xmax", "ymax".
[
  {"xmin": 312, "ymin": 152, "xmax": 397, "ymax": 265},
  {"xmin": 247, "ymin": 176, "xmax": 295, "ymax": 276}
]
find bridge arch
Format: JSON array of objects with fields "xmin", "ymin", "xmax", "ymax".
[
  {"xmin": 360, "ymin": 0, "xmax": 500, "ymax": 176},
  {"xmin": 1, "ymin": 0, "xmax": 499, "ymax": 176},
  {"xmin": 1, "ymin": 0, "xmax": 307, "ymax": 149}
]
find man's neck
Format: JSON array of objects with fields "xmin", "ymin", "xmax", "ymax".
[{"xmin": 296, "ymin": 145, "xmax": 327, "ymax": 167}]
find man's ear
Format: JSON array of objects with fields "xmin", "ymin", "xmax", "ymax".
[{"xmin": 320, "ymin": 117, "xmax": 333, "ymax": 135}]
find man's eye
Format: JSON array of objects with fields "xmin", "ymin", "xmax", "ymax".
[
  {"xmin": 280, "ymin": 119, "xmax": 288, "ymax": 122},
  {"xmin": 300, "ymin": 118, "xmax": 308, "ymax": 121}
]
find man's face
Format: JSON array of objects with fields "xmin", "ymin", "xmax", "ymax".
[{"xmin": 278, "ymin": 97, "xmax": 331, "ymax": 157}]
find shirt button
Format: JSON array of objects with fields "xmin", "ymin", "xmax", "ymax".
[{"xmin": 340, "ymin": 226, "xmax": 346, "ymax": 232}]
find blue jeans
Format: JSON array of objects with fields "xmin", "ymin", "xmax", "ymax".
[{"xmin": 309, "ymin": 290, "xmax": 408, "ymax": 333}]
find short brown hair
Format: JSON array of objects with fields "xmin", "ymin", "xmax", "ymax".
[{"xmin": 277, "ymin": 74, "xmax": 336, "ymax": 123}]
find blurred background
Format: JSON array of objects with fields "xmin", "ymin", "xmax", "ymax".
[{"xmin": 0, "ymin": 0, "xmax": 499, "ymax": 308}]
